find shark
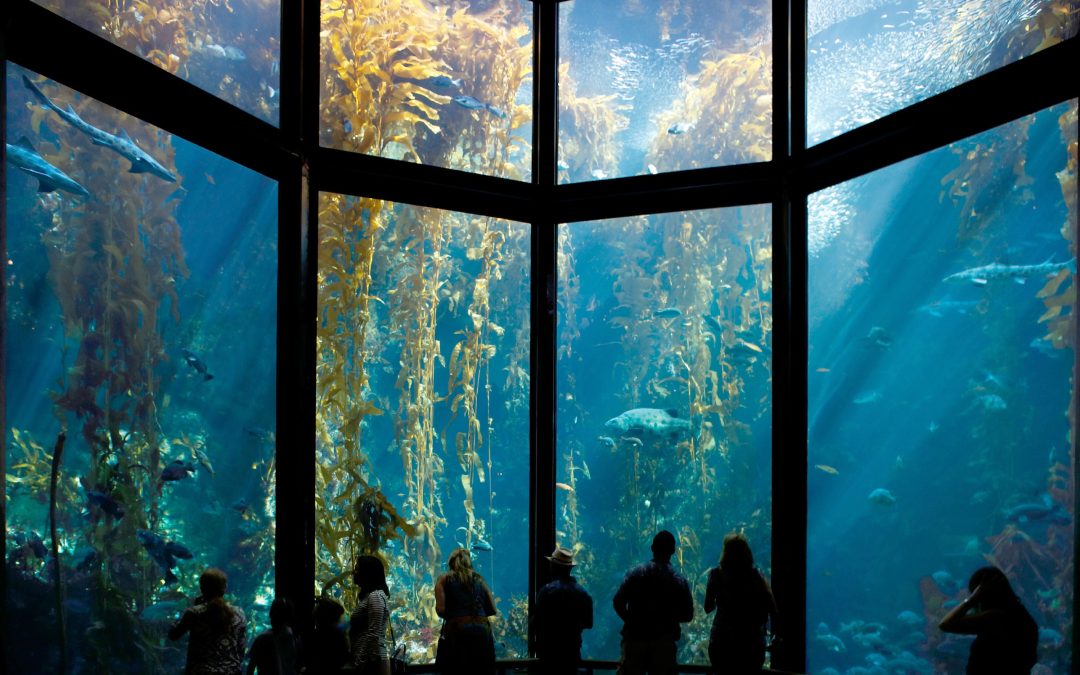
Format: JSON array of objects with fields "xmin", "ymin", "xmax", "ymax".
[
  {"xmin": 6, "ymin": 137, "xmax": 90, "ymax": 197},
  {"xmin": 943, "ymin": 257, "xmax": 1076, "ymax": 285},
  {"xmin": 23, "ymin": 75, "xmax": 177, "ymax": 183}
]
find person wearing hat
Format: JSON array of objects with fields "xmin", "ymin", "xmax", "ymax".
[
  {"xmin": 612, "ymin": 530, "xmax": 694, "ymax": 675},
  {"xmin": 534, "ymin": 546, "xmax": 594, "ymax": 674}
]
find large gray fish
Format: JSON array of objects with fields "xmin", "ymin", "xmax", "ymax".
[
  {"xmin": 604, "ymin": 408, "xmax": 691, "ymax": 440},
  {"xmin": 943, "ymin": 257, "xmax": 1076, "ymax": 285},
  {"xmin": 6, "ymin": 137, "xmax": 90, "ymax": 197},
  {"xmin": 23, "ymin": 75, "xmax": 177, "ymax": 182}
]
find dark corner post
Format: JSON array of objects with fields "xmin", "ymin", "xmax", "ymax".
[
  {"xmin": 529, "ymin": 0, "xmax": 559, "ymax": 658},
  {"xmin": 276, "ymin": 0, "xmax": 318, "ymax": 626},
  {"xmin": 770, "ymin": 0, "xmax": 807, "ymax": 672},
  {"xmin": 0, "ymin": 6, "xmax": 8, "ymax": 670}
]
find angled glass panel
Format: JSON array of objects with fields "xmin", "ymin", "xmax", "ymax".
[
  {"xmin": 320, "ymin": 0, "xmax": 533, "ymax": 181},
  {"xmin": 30, "ymin": 0, "xmax": 280, "ymax": 125},
  {"xmin": 808, "ymin": 101, "xmax": 1077, "ymax": 674},
  {"xmin": 316, "ymin": 195, "xmax": 530, "ymax": 661},
  {"xmin": 5, "ymin": 65, "xmax": 278, "ymax": 672},
  {"xmin": 807, "ymin": 0, "xmax": 1078, "ymax": 145},
  {"xmin": 558, "ymin": 0, "xmax": 772, "ymax": 183},
  {"xmin": 558, "ymin": 205, "xmax": 774, "ymax": 663}
]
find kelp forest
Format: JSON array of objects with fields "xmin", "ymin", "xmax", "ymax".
[
  {"xmin": 311, "ymin": 0, "xmax": 777, "ymax": 664},
  {"xmin": 6, "ymin": 57, "xmax": 278, "ymax": 675}
]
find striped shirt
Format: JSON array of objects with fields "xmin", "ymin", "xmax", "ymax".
[{"xmin": 350, "ymin": 589, "xmax": 389, "ymax": 666}]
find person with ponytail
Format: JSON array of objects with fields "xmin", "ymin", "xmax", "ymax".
[
  {"xmin": 433, "ymin": 547, "xmax": 497, "ymax": 675},
  {"xmin": 169, "ymin": 568, "xmax": 248, "ymax": 674}
]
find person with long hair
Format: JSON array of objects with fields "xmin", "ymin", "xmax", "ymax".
[
  {"xmin": 703, "ymin": 532, "xmax": 778, "ymax": 674},
  {"xmin": 350, "ymin": 555, "xmax": 391, "ymax": 675},
  {"xmin": 434, "ymin": 547, "xmax": 497, "ymax": 675},
  {"xmin": 169, "ymin": 568, "xmax": 248, "ymax": 674},
  {"xmin": 939, "ymin": 566, "xmax": 1038, "ymax": 674}
]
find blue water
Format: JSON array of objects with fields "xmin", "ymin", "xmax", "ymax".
[
  {"xmin": 5, "ymin": 63, "xmax": 277, "ymax": 673},
  {"xmin": 807, "ymin": 102, "xmax": 1075, "ymax": 674},
  {"xmin": 6, "ymin": 0, "xmax": 1076, "ymax": 673}
]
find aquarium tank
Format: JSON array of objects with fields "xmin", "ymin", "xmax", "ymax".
[
  {"xmin": 4, "ymin": 64, "xmax": 278, "ymax": 672},
  {"xmin": 3, "ymin": 0, "xmax": 1078, "ymax": 673},
  {"xmin": 319, "ymin": 0, "xmax": 534, "ymax": 180},
  {"xmin": 315, "ymin": 197, "xmax": 531, "ymax": 660},
  {"xmin": 558, "ymin": 0, "xmax": 772, "ymax": 182},
  {"xmin": 29, "ymin": 0, "xmax": 281, "ymax": 125},
  {"xmin": 807, "ymin": 101, "xmax": 1077, "ymax": 674},
  {"xmin": 558, "ymin": 206, "xmax": 773, "ymax": 664},
  {"xmin": 807, "ymin": 0, "xmax": 1078, "ymax": 144}
]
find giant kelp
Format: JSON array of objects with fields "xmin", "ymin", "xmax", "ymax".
[
  {"xmin": 33, "ymin": 0, "xmax": 280, "ymax": 122},
  {"xmin": 651, "ymin": 43, "xmax": 772, "ymax": 170},
  {"xmin": 321, "ymin": 0, "xmax": 532, "ymax": 177},
  {"xmin": 559, "ymin": 205, "xmax": 773, "ymax": 663},
  {"xmin": 557, "ymin": 64, "xmax": 628, "ymax": 181},
  {"xmin": 317, "ymin": 193, "xmax": 530, "ymax": 658},
  {"xmin": 316, "ymin": 1, "xmax": 533, "ymax": 660},
  {"xmin": 9, "ymin": 72, "xmax": 192, "ymax": 671}
]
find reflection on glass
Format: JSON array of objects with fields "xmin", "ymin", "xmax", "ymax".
[
  {"xmin": 558, "ymin": 206, "xmax": 773, "ymax": 663},
  {"xmin": 5, "ymin": 65, "xmax": 278, "ymax": 672},
  {"xmin": 316, "ymin": 196, "xmax": 530, "ymax": 661},
  {"xmin": 31, "ymin": 0, "xmax": 281, "ymax": 124},
  {"xmin": 807, "ymin": 0, "xmax": 1077, "ymax": 145},
  {"xmin": 320, "ymin": 0, "xmax": 533, "ymax": 180},
  {"xmin": 807, "ymin": 101, "xmax": 1077, "ymax": 673},
  {"xmin": 558, "ymin": 0, "xmax": 772, "ymax": 183}
]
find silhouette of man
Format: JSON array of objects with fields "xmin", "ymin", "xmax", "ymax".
[
  {"xmin": 534, "ymin": 546, "xmax": 593, "ymax": 674},
  {"xmin": 613, "ymin": 530, "xmax": 694, "ymax": 675}
]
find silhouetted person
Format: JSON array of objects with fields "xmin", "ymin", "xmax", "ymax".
[
  {"xmin": 612, "ymin": 530, "xmax": 694, "ymax": 675},
  {"xmin": 308, "ymin": 596, "xmax": 350, "ymax": 674},
  {"xmin": 939, "ymin": 566, "xmax": 1038, "ymax": 674},
  {"xmin": 169, "ymin": 568, "xmax": 248, "ymax": 675},
  {"xmin": 246, "ymin": 598, "xmax": 300, "ymax": 675},
  {"xmin": 434, "ymin": 547, "xmax": 497, "ymax": 675},
  {"xmin": 534, "ymin": 546, "xmax": 594, "ymax": 674},
  {"xmin": 350, "ymin": 555, "xmax": 391, "ymax": 675},
  {"xmin": 703, "ymin": 532, "xmax": 778, "ymax": 674}
]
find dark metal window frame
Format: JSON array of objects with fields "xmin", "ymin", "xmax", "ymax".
[{"xmin": 1, "ymin": 0, "xmax": 1077, "ymax": 671}]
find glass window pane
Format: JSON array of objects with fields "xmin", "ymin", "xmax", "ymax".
[
  {"xmin": 807, "ymin": 0, "xmax": 1077, "ymax": 145},
  {"xmin": 5, "ymin": 65, "xmax": 278, "ymax": 672},
  {"xmin": 30, "ymin": 0, "xmax": 281, "ymax": 125},
  {"xmin": 558, "ymin": 0, "xmax": 772, "ymax": 183},
  {"xmin": 808, "ymin": 101, "xmax": 1077, "ymax": 674},
  {"xmin": 316, "ymin": 196, "xmax": 530, "ymax": 661},
  {"xmin": 320, "ymin": 0, "xmax": 533, "ymax": 181},
  {"xmin": 558, "ymin": 205, "xmax": 773, "ymax": 663}
]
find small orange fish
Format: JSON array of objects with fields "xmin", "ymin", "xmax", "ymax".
[
  {"xmin": 204, "ymin": 172, "xmax": 215, "ymax": 185},
  {"xmin": 555, "ymin": 482, "xmax": 575, "ymax": 493},
  {"xmin": 815, "ymin": 464, "xmax": 839, "ymax": 475}
]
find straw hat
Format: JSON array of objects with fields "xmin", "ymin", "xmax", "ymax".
[{"xmin": 546, "ymin": 547, "xmax": 576, "ymax": 567}]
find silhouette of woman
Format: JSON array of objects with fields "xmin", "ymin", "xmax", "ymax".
[
  {"xmin": 703, "ymin": 533, "xmax": 778, "ymax": 674},
  {"xmin": 350, "ymin": 555, "xmax": 391, "ymax": 675},
  {"xmin": 434, "ymin": 548, "xmax": 497, "ymax": 675},
  {"xmin": 939, "ymin": 566, "xmax": 1037, "ymax": 674}
]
